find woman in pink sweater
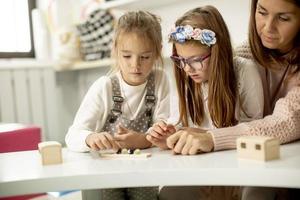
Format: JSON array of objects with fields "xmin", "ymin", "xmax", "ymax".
[
  {"xmin": 165, "ymin": 0, "xmax": 300, "ymax": 156},
  {"xmin": 161, "ymin": 0, "xmax": 300, "ymax": 199}
]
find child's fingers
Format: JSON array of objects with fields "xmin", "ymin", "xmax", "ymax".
[
  {"xmin": 156, "ymin": 121, "xmax": 168, "ymax": 131},
  {"xmin": 146, "ymin": 134, "xmax": 153, "ymax": 142},
  {"xmin": 181, "ymin": 135, "xmax": 193, "ymax": 155},
  {"xmin": 101, "ymin": 133, "xmax": 114, "ymax": 149},
  {"xmin": 117, "ymin": 124, "xmax": 128, "ymax": 134},
  {"xmin": 173, "ymin": 132, "xmax": 187, "ymax": 154},
  {"xmin": 151, "ymin": 125, "xmax": 165, "ymax": 136},
  {"xmin": 114, "ymin": 134, "xmax": 127, "ymax": 141},
  {"xmin": 150, "ymin": 121, "xmax": 171, "ymax": 138},
  {"xmin": 166, "ymin": 132, "xmax": 181, "ymax": 149},
  {"xmin": 116, "ymin": 141, "xmax": 126, "ymax": 149},
  {"xmin": 90, "ymin": 143, "xmax": 100, "ymax": 151},
  {"xmin": 149, "ymin": 129, "xmax": 165, "ymax": 139},
  {"xmin": 94, "ymin": 137, "xmax": 106, "ymax": 150},
  {"xmin": 146, "ymin": 135, "xmax": 168, "ymax": 150},
  {"xmin": 146, "ymin": 134, "xmax": 160, "ymax": 143},
  {"xmin": 112, "ymin": 140, "xmax": 121, "ymax": 150},
  {"xmin": 189, "ymin": 143, "xmax": 200, "ymax": 155},
  {"xmin": 104, "ymin": 132, "xmax": 120, "ymax": 150},
  {"xmin": 166, "ymin": 124, "xmax": 176, "ymax": 134}
]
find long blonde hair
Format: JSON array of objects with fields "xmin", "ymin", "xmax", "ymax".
[
  {"xmin": 249, "ymin": 0, "xmax": 300, "ymax": 71},
  {"xmin": 171, "ymin": 6, "xmax": 237, "ymax": 128},
  {"xmin": 110, "ymin": 11, "xmax": 163, "ymax": 73}
]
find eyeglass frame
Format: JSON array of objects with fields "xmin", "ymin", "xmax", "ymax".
[{"xmin": 170, "ymin": 53, "xmax": 211, "ymax": 70}]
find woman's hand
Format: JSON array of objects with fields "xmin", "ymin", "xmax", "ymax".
[
  {"xmin": 114, "ymin": 125, "xmax": 152, "ymax": 149},
  {"xmin": 166, "ymin": 129, "xmax": 214, "ymax": 155},
  {"xmin": 85, "ymin": 132, "xmax": 120, "ymax": 151},
  {"xmin": 146, "ymin": 121, "xmax": 176, "ymax": 150}
]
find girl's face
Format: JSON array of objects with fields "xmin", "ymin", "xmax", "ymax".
[
  {"xmin": 174, "ymin": 42, "xmax": 210, "ymax": 83},
  {"xmin": 255, "ymin": 0, "xmax": 300, "ymax": 53},
  {"xmin": 117, "ymin": 32, "xmax": 156, "ymax": 86}
]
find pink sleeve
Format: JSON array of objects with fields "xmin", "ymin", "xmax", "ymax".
[{"xmin": 210, "ymin": 86, "xmax": 300, "ymax": 151}]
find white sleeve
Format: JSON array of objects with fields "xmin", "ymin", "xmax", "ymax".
[
  {"xmin": 65, "ymin": 76, "xmax": 110, "ymax": 152},
  {"xmin": 152, "ymin": 70, "xmax": 170, "ymax": 124},
  {"xmin": 235, "ymin": 57, "xmax": 264, "ymax": 122}
]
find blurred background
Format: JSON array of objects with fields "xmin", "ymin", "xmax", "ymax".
[{"xmin": 0, "ymin": 0, "xmax": 251, "ymax": 144}]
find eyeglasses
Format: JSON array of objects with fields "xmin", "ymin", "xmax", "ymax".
[{"xmin": 170, "ymin": 54, "xmax": 210, "ymax": 70}]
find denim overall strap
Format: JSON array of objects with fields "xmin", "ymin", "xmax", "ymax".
[
  {"xmin": 102, "ymin": 72, "xmax": 156, "ymax": 133},
  {"xmin": 144, "ymin": 72, "xmax": 156, "ymax": 117},
  {"xmin": 109, "ymin": 75, "xmax": 124, "ymax": 123}
]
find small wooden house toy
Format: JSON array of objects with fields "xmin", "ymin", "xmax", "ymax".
[
  {"xmin": 237, "ymin": 136, "xmax": 280, "ymax": 161},
  {"xmin": 38, "ymin": 141, "xmax": 62, "ymax": 165}
]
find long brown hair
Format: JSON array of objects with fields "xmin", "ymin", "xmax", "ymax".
[
  {"xmin": 171, "ymin": 6, "xmax": 237, "ymax": 128},
  {"xmin": 249, "ymin": 0, "xmax": 300, "ymax": 71},
  {"xmin": 110, "ymin": 11, "xmax": 163, "ymax": 73}
]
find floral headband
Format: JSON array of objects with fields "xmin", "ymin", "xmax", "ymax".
[{"xmin": 168, "ymin": 25, "xmax": 217, "ymax": 47}]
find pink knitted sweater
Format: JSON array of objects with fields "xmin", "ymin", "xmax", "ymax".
[{"xmin": 210, "ymin": 43, "xmax": 300, "ymax": 151}]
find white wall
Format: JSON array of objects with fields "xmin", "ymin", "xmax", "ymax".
[
  {"xmin": 37, "ymin": 0, "xmax": 251, "ymax": 59},
  {"xmin": 149, "ymin": 0, "xmax": 251, "ymax": 56}
]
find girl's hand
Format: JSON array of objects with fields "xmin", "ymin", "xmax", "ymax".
[
  {"xmin": 166, "ymin": 130, "xmax": 214, "ymax": 155},
  {"xmin": 148, "ymin": 121, "xmax": 176, "ymax": 139},
  {"xmin": 114, "ymin": 125, "xmax": 152, "ymax": 149},
  {"xmin": 146, "ymin": 121, "xmax": 176, "ymax": 150},
  {"xmin": 181, "ymin": 127, "xmax": 208, "ymax": 133},
  {"xmin": 85, "ymin": 132, "xmax": 120, "ymax": 151}
]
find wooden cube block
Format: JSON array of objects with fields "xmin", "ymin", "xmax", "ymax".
[
  {"xmin": 38, "ymin": 141, "xmax": 63, "ymax": 165},
  {"xmin": 237, "ymin": 136, "xmax": 280, "ymax": 161}
]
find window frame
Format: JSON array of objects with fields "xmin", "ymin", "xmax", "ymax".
[{"xmin": 0, "ymin": 0, "xmax": 36, "ymax": 58}]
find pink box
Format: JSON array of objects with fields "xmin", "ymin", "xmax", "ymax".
[
  {"xmin": 0, "ymin": 124, "xmax": 44, "ymax": 199},
  {"xmin": 0, "ymin": 194, "xmax": 47, "ymax": 200},
  {"xmin": 0, "ymin": 123, "xmax": 41, "ymax": 153}
]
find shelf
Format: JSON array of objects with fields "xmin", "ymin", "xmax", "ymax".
[
  {"xmin": 97, "ymin": 0, "xmax": 183, "ymax": 10},
  {"xmin": 0, "ymin": 59, "xmax": 54, "ymax": 70},
  {"xmin": 55, "ymin": 56, "xmax": 173, "ymax": 71},
  {"xmin": 0, "ymin": 57, "xmax": 171, "ymax": 72},
  {"xmin": 0, "ymin": 58, "xmax": 113, "ymax": 71},
  {"xmin": 55, "ymin": 58, "xmax": 113, "ymax": 71}
]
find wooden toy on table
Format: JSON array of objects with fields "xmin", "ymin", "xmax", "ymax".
[
  {"xmin": 237, "ymin": 136, "xmax": 280, "ymax": 161},
  {"xmin": 98, "ymin": 148, "xmax": 151, "ymax": 159},
  {"xmin": 38, "ymin": 141, "xmax": 63, "ymax": 165}
]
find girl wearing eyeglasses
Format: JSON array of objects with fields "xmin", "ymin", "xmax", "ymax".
[
  {"xmin": 145, "ymin": 5, "xmax": 265, "ymax": 200},
  {"xmin": 146, "ymin": 6, "xmax": 264, "ymax": 153}
]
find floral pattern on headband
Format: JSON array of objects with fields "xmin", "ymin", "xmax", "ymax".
[{"xmin": 168, "ymin": 25, "xmax": 217, "ymax": 47}]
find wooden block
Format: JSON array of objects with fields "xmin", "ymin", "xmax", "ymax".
[
  {"xmin": 38, "ymin": 141, "xmax": 63, "ymax": 165},
  {"xmin": 237, "ymin": 136, "xmax": 280, "ymax": 161}
]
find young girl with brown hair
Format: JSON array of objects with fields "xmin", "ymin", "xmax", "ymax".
[
  {"xmin": 66, "ymin": 10, "xmax": 170, "ymax": 200},
  {"xmin": 147, "ymin": 6, "xmax": 264, "ymax": 153},
  {"xmin": 146, "ymin": 6, "xmax": 266, "ymax": 200}
]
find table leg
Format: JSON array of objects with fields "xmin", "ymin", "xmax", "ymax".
[{"xmin": 81, "ymin": 189, "xmax": 101, "ymax": 200}]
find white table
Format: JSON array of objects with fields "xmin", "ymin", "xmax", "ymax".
[{"xmin": 1, "ymin": 141, "xmax": 300, "ymax": 199}]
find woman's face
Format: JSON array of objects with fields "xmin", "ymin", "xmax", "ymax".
[
  {"xmin": 255, "ymin": 0, "xmax": 300, "ymax": 53},
  {"xmin": 174, "ymin": 43, "xmax": 210, "ymax": 83}
]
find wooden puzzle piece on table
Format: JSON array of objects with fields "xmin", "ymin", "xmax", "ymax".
[
  {"xmin": 38, "ymin": 141, "xmax": 63, "ymax": 165},
  {"xmin": 98, "ymin": 148, "xmax": 151, "ymax": 159},
  {"xmin": 236, "ymin": 136, "xmax": 280, "ymax": 161}
]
